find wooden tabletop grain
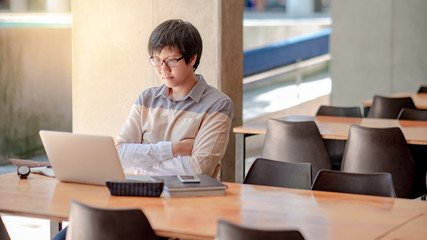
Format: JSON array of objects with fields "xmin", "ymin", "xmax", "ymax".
[{"xmin": 1, "ymin": 173, "xmax": 427, "ymax": 239}]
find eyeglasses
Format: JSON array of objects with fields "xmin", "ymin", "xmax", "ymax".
[{"xmin": 149, "ymin": 56, "xmax": 184, "ymax": 68}]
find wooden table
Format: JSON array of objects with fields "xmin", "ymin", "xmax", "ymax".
[
  {"xmin": 362, "ymin": 93, "xmax": 427, "ymax": 109},
  {"xmin": 233, "ymin": 115, "xmax": 427, "ymax": 182},
  {"xmin": 1, "ymin": 173, "xmax": 427, "ymax": 240},
  {"xmin": 378, "ymin": 212, "xmax": 427, "ymax": 240}
]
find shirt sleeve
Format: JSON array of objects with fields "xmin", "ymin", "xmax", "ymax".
[
  {"xmin": 115, "ymin": 99, "xmax": 172, "ymax": 171},
  {"xmin": 117, "ymin": 142, "xmax": 194, "ymax": 175},
  {"xmin": 188, "ymin": 99, "xmax": 234, "ymax": 177},
  {"xmin": 116, "ymin": 141, "xmax": 173, "ymax": 170},
  {"xmin": 128, "ymin": 156, "xmax": 194, "ymax": 176},
  {"xmin": 115, "ymin": 98, "xmax": 195, "ymax": 175}
]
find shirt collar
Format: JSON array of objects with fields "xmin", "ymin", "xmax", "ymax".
[{"xmin": 187, "ymin": 74, "xmax": 207, "ymax": 103}]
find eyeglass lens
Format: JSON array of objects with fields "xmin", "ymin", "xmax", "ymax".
[{"xmin": 150, "ymin": 57, "xmax": 183, "ymax": 68}]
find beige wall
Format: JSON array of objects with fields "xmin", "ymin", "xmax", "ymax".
[
  {"xmin": 330, "ymin": 0, "xmax": 427, "ymax": 106},
  {"xmin": 0, "ymin": 28, "xmax": 72, "ymax": 164},
  {"xmin": 72, "ymin": 0, "xmax": 243, "ymax": 181}
]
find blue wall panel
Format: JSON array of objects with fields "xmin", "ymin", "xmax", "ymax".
[{"xmin": 243, "ymin": 28, "xmax": 331, "ymax": 77}]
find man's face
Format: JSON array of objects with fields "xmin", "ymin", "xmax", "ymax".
[{"xmin": 152, "ymin": 46, "xmax": 195, "ymax": 90}]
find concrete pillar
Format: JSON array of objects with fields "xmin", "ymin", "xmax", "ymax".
[
  {"xmin": 72, "ymin": 0, "xmax": 243, "ymax": 181},
  {"xmin": 330, "ymin": 0, "xmax": 427, "ymax": 106}
]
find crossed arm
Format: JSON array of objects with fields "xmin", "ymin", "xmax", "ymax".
[
  {"xmin": 172, "ymin": 139, "xmax": 194, "ymax": 157},
  {"xmin": 115, "ymin": 98, "xmax": 232, "ymax": 177}
]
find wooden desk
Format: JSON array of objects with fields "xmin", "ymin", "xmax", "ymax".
[
  {"xmin": 1, "ymin": 173, "xmax": 427, "ymax": 240},
  {"xmin": 362, "ymin": 93, "xmax": 427, "ymax": 109},
  {"xmin": 233, "ymin": 115, "xmax": 427, "ymax": 182},
  {"xmin": 378, "ymin": 212, "xmax": 427, "ymax": 240}
]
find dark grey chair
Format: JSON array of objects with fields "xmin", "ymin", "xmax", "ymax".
[
  {"xmin": 316, "ymin": 105, "xmax": 362, "ymax": 170},
  {"xmin": 216, "ymin": 218, "xmax": 306, "ymax": 240},
  {"xmin": 367, "ymin": 95, "xmax": 416, "ymax": 119},
  {"xmin": 66, "ymin": 200, "xmax": 157, "ymax": 240},
  {"xmin": 316, "ymin": 105, "xmax": 362, "ymax": 118},
  {"xmin": 0, "ymin": 217, "xmax": 11, "ymax": 240},
  {"xmin": 311, "ymin": 169, "xmax": 396, "ymax": 197},
  {"xmin": 261, "ymin": 119, "xmax": 331, "ymax": 180},
  {"xmin": 417, "ymin": 86, "xmax": 427, "ymax": 93},
  {"xmin": 397, "ymin": 108, "xmax": 427, "ymax": 121},
  {"xmin": 244, "ymin": 158, "xmax": 312, "ymax": 189},
  {"xmin": 341, "ymin": 124, "xmax": 416, "ymax": 198}
]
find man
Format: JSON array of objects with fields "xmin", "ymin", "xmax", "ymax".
[
  {"xmin": 115, "ymin": 19, "xmax": 233, "ymax": 178},
  {"xmin": 52, "ymin": 19, "xmax": 233, "ymax": 240}
]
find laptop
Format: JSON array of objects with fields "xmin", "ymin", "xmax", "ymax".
[{"xmin": 39, "ymin": 130, "xmax": 151, "ymax": 185}]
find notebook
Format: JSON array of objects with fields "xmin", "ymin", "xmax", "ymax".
[
  {"xmin": 151, "ymin": 174, "xmax": 227, "ymax": 197},
  {"xmin": 39, "ymin": 130, "xmax": 152, "ymax": 185}
]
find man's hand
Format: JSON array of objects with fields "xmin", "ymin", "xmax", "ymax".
[{"xmin": 172, "ymin": 139, "xmax": 194, "ymax": 157}]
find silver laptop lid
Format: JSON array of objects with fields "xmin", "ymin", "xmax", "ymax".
[{"xmin": 39, "ymin": 130, "xmax": 126, "ymax": 185}]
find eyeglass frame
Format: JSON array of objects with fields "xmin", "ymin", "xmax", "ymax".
[{"xmin": 149, "ymin": 56, "xmax": 185, "ymax": 68}]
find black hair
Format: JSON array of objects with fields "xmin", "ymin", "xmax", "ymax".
[{"xmin": 148, "ymin": 19, "xmax": 203, "ymax": 71}]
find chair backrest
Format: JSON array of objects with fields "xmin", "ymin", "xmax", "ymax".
[
  {"xmin": 216, "ymin": 218, "xmax": 306, "ymax": 240},
  {"xmin": 316, "ymin": 105, "xmax": 362, "ymax": 118},
  {"xmin": 315, "ymin": 105, "xmax": 362, "ymax": 170},
  {"xmin": 261, "ymin": 119, "xmax": 331, "ymax": 180},
  {"xmin": 311, "ymin": 169, "xmax": 396, "ymax": 197},
  {"xmin": 244, "ymin": 158, "xmax": 312, "ymax": 189},
  {"xmin": 66, "ymin": 200, "xmax": 157, "ymax": 240},
  {"xmin": 417, "ymin": 86, "xmax": 427, "ymax": 93},
  {"xmin": 367, "ymin": 95, "xmax": 416, "ymax": 119},
  {"xmin": 341, "ymin": 124, "xmax": 415, "ymax": 198},
  {"xmin": 0, "ymin": 217, "xmax": 11, "ymax": 240},
  {"xmin": 397, "ymin": 108, "xmax": 427, "ymax": 121}
]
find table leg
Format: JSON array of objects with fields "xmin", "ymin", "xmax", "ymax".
[
  {"xmin": 50, "ymin": 220, "xmax": 62, "ymax": 239},
  {"xmin": 235, "ymin": 133, "xmax": 246, "ymax": 183}
]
